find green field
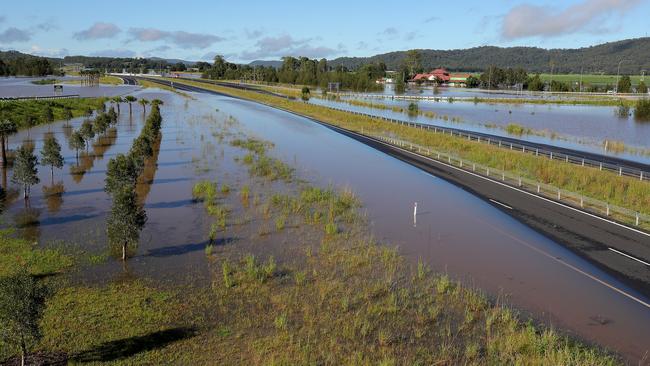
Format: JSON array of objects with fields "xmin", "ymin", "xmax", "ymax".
[{"xmin": 539, "ymin": 73, "xmax": 647, "ymax": 86}]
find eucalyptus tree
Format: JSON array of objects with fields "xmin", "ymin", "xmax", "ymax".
[
  {"xmin": 0, "ymin": 119, "xmax": 17, "ymax": 166},
  {"xmin": 43, "ymin": 105, "xmax": 54, "ymax": 123},
  {"xmin": 0, "ymin": 268, "xmax": 49, "ymax": 366},
  {"xmin": 68, "ymin": 130, "xmax": 85, "ymax": 162},
  {"xmin": 23, "ymin": 115, "xmax": 35, "ymax": 139},
  {"xmin": 79, "ymin": 119, "xmax": 95, "ymax": 150},
  {"xmin": 40, "ymin": 133, "xmax": 64, "ymax": 183},
  {"xmin": 106, "ymin": 186, "xmax": 146, "ymax": 261},
  {"xmin": 105, "ymin": 153, "xmax": 139, "ymax": 195},
  {"xmin": 11, "ymin": 143, "xmax": 39, "ymax": 199},
  {"xmin": 62, "ymin": 107, "xmax": 74, "ymax": 126}
]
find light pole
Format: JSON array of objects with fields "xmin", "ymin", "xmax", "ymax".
[{"xmin": 615, "ymin": 59, "xmax": 626, "ymax": 94}]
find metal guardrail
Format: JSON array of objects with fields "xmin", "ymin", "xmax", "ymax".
[
  {"xmin": 371, "ymin": 133, "xmax": 650, "ymax": 230},
  {"xmin": 324, "ymin": 106, "xmax": 650, "ymax": 182},
  {"xmin": 0, "ymin": 94, "xmax": 81, "ymax": 101}
]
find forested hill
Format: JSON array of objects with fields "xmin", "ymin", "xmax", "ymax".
[{"xmin": 253, "ymin": 37, "xmax": 650, "ymax": 74}]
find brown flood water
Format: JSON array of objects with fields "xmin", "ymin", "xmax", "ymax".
[{"xmin": 1, "ymin": 89, "xmax": 649, "ymax": 362}]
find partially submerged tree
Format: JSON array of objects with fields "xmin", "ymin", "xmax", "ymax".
[
  {"xmin": 111, "ymin": 96, "xmax": 123, "ymax": 114},
  {"xmin": 106, "ymin": 186, "xmax": 146, "ymax": 261},
  {"xmin": 68, "ymin": 130, "xmax": 85, "ymax": 162},
  {"xmin": 79, "ymin": 119, "xmax": 95, "ymax": 150},
  {"xmin": 0, "ymin": 268, "xmax": 49, "ymax": 366},
  {"xmin": 138, "ymin": 98, "xmax": 149, "ymax": 116},
  {"xmin": 617, "ymin": 75, "xmax": 632, "ymax": 93},
  {"xmin": 11, "ymin": 143, "xmax": 39, "ymax": 199},
  {"xmin": 0, "ymin": 119, "xmax": 17, "ymax": 166},
  {"xmin": 62, "ymin": 106, "xmax": 74, "ymax": 127},
  {"xmin": 40, "ymin": 133, "xmax": 64, "ymax": 182},
  {"xmin": 125, "ymin": 95, "xmax": 137, "ymax": 115},
  {"xmin": 105, "ymin": 153, "xmax": 139, "ymax": 195},
  {"xmin": 23, "ymin": 115, "xmax": 35, "ymax": 139}
]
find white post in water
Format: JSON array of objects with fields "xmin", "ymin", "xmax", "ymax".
[{"xmin": 413, "ymin": 202, "xmax": 417, "ymax": 227}]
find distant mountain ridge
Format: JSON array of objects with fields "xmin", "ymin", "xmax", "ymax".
[
  {"xmin": 248, "ymin": 37, "xmax": 650, "ymax": 74},
  {"xmin": 3, "ymin": 37, "xmax": 649, "ymax": 74}
]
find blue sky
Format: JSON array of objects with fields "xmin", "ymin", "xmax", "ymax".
[{"xmin": 1, "ymin": 0, "xmax": 649, "ymax": 63}]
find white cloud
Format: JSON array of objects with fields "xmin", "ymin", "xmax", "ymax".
[
  {"xmin": 239, "ymin": 34, "xmax": 342, "ymax": 60},
  {"xmin": 128, "ymin": 28, "xmax": 224, "ymax": 49},
  {"xmin": 0, "ymin": 27, "xmax": 31, "ymax": 43},
  {"xmin": 502, "ymin": 0, "xmax": 641, "ymax": 39},
  {"xmin": 89, "ymin": 49, "xmax": 136, "ymax": 58},
  {"xmin": 74, "ymin": 22, "xmax": 121, "ymax": 40},
  {"xmin": 27, "ymin": 45, "xmax": 69, "ymax": 58},
  {"xmin": 245, "ymin": 28, "xmax": 264, "ymax": 39}
]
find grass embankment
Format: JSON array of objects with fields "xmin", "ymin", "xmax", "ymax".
[
  {"xmin": 165, "ymin": 78, "xmax": 650, "ymax": 217},
  {"xmin": 139, "ymin": 79, "xmax": 193, "ymax": 98},
  {"xmin": 0, "ymin": 98, "xmax": 106, "ymax": 128},
  {"xmin": 0, "ymin": 113, "xmax": 620, "ymax": 364},
  {"xmin": 30, "ymin": 78, "xmax": 58, "ymax": 85},
  {"xmin": 62, "ymin": 75, "xmax": 123, "ymax": 85}
]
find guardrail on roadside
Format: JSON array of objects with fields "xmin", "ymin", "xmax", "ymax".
[
  {"xmin": 0, "ymin": 94, "xmax": 81, "ymax": 101},
  {"xmin": 323, "ymin": 106, "xmax": 650, "ymax": 182},
  {"xmin": 370, "ymin": 133, "xmax": 650, "ymax": 231}
]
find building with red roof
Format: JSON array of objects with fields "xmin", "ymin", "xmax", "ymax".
[{"xmin": 409, "ymin": 68, "xmax": 470, "ymax": 85}]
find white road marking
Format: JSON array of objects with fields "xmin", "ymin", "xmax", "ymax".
[
  {"xmin": 609, "ymin": 247, "xmax": 650, "ymax": 267},
  {"xmin": 489, "ymin": 199, "xmax": 512, "ymax": 210}
]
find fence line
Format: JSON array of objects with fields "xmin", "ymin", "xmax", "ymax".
[
  {"xmin": 323, "ymin": 105, "xmax": 650, "ymax": 182},
  {"xmin": 370, "ymin": 133, "xmax": 649, "ymax": 230}
]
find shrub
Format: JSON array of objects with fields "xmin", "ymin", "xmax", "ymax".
[{"xmin": 633, "ymin": 98, "xmax": 650, "ymax": 121}]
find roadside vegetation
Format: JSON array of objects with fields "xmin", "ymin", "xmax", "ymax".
[
  {"xmin": 0, "ymin": 98, "xmax": 106, "ymax": 129},
  {"xmin": 167, "ymin": 78, "xmax": 650, "ymax": 219}
]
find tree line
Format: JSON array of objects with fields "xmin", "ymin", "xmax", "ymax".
[
  {"xmin": 203, "ymin": 55, "xmax": 386, "ymax": 91},
  {"xmin": 104, "ymin": 99, "xmax": 162, "ymax": 261},
  {"xmin": 0, "ymin": 56, "xmax": 56, "ymax": 77}
]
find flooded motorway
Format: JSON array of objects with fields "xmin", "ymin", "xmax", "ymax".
[{"xmin": 1, "ymin": 88, "xmax": 648, "ymax": 361}]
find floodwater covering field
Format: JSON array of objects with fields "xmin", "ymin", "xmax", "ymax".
[
  {"xmin": 309, "ymin": 95, "xmax": 650, "ymax": 164},
  {"xmin": 1, "ymin": 88, "xmax": 649, "ymax": 361},
  {"xmin": 0, "ymin": 77, "xmax": 138, "ymax": 98}
]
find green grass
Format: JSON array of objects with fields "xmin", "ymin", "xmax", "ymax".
[
  {"xmin": 30, "ymin": 78, "xmax": 58, "ymax": 85},
  {"xmin": 539, "ymin": 73, "xmax": 646, "ymax": 86},
  {"xmin": 0, "ymin": 229, "xmax": 73, "ymax": 277},
  {"xmin": 0, "ymin": 98, "xmax": 106, "ymax": 129},
  {"xmin": 168, "ymin": 78, "xmax": 650, "ymax": 218}
]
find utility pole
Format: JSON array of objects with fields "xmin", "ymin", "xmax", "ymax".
[
  {"xmin": 549, "ymin": 61, "xmax": 555, "ymax": 93},
  {"xmin": 615, "ymin": 59, "xmax": 626, "ymax": 94},
  {"xmin": 579, "ymin": 66, "xmax": 584, "ymax": 93}
]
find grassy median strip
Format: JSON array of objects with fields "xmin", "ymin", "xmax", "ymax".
[{"xmin": 163, "ymin": 78, "xmax": 650, "ymax": 217}]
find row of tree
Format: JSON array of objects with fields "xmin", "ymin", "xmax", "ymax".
[
  {"xmin": 203, "ymin": 55, "xmax": 386, "ymax": 91},
  {"xmin": 466, "ymin": 66, "xmax": 649, "ymax": 93},
  {"xmin": 104, "ymin": 100, "xmax": 163, "ymax": 261},
  {"xmin": 0, "ymin": 96, "xmax": 162, "ymax": 366}
]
